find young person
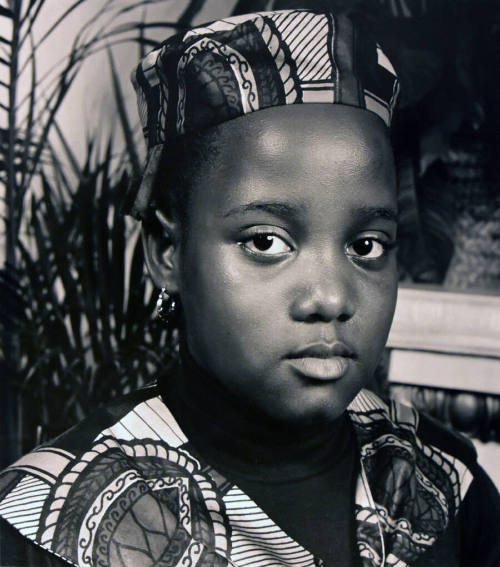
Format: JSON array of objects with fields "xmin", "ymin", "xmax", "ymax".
[{"xmin": 1, "ymin": 8, "xmax": 499, "ymax": 567}]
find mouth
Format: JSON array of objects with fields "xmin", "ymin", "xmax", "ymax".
[{"xmin": 285, "ymin": 343, "xmax": 356, "ymax": 382}]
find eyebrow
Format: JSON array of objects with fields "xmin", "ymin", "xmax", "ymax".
[
  {"xmin": 220, "ymin": 202, "xmax": 397, "ymax": 223},
  {"xmin": 220, "ymin": 201, "xmax": 300, "ymax": 220},
  {"xmin": 355, "ymin": 205, "xmax": 398, "ymax": 224}
]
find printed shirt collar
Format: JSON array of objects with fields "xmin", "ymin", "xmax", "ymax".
[{"xmin": 0, "ymin": 388, "xmax": 473, "ymax": 567}]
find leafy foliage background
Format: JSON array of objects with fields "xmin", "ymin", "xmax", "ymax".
[{"xmin": 0, "ymin": 0, "xmax": 199, "ymax": 463}]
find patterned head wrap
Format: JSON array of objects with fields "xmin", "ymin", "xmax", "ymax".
[{"xmin": 126, "ymin": 9, "xmax": 400, "ymax": 219}]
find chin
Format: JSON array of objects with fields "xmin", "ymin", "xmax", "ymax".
[{"xmin": 266, "ymin": 389, "xmax": 354, "ymax": 426}]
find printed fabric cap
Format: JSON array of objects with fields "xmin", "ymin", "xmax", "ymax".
[{"xmin": 126, "ymin": 9, "xmax": 400, "ymax": 219}]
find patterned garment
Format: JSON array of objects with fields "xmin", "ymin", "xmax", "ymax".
[
  {"xmin": 0, "ymin": 388, "xmax": 473, "ymax": 567},
  {"xmin": 126, "ymin": 9, "xmax": 400, "ymax": 219}
]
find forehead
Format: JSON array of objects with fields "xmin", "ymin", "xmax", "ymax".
[{"xmin": 189, "ymin": 104, "xmax": 396, "ymax": 221}]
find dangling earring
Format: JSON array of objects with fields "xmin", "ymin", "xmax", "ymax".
[{"xmin": 156, "ymin": 287, "xmax": 177, "ymax": 324}]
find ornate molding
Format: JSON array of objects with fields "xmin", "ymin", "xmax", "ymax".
[{"xmin": 390, "ymin": 384, "xmax": 500, "ymax": 442}]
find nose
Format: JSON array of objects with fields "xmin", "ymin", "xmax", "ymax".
[{"xmin": 289, "ymin": 258, "xmax": 356, "ymax": 324}]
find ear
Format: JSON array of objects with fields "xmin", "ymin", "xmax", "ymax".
[{"xmin": 142, "ymin": 210, "xmax": 182, "ymax": 294}]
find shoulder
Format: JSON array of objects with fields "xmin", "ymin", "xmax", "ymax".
[
  {"xmin": 0, "ymin": 383, "xmax": 234, "ymax": 567},
  {"xmin": 415, "ymin": 410, "xmax": 477, "ymax": 468},
  {"xmin": 458, "ymin": 460, "xmax": 500, "ymax": 566},
  {"xmin": 0, "ymin": 516, "xmax": 71, "ymax": 566},
  {"xmin": 0, "ymin": 383, "xmax": 165, "ymax": 493},
  {"xmin": 398, "ymin": 400, "xmax": 500, "ymax": 565},
  {"xmin": 352, "ymin": 390, "xmax": 477, "ymax": 468},
  {"xmin": 0, "ymin": 382, "xmax": 185, "ymax": 492},
  {"xmin": 390, "ymin": 399, "xmax": 500, "ymax": 565},
  {"xmin": 0, "ymin": 383, "xmax": 193, "ymax": 565},
  {"xmin": 45, "ymin": 383, "xmax": 163, "ymax": 454}
]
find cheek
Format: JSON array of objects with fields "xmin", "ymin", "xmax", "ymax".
[
  {"xmin": 180, "ymin": 245, "xmax": 281, "ymax": 352},
  {"xmin": 360, "ymin": 263, "xmax": 398, "ymax": 341}
]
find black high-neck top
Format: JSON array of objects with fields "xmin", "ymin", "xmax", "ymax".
[{"xmin": 159, "ymin": 350, "xmax": 360, "ymax": 567}]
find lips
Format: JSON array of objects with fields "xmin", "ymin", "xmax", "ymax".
[{"xmin": 285, "ymin": 342, "xmax": 355, "ymax": 381}]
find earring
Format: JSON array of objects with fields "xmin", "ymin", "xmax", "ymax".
[{"xmin": 156, "ymin": 287, "xmax": 177, "ymax": 324}]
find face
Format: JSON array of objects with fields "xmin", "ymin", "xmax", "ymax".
[{"xmin": 168, "ymin": 104, "xmax": 398, "ymax": 424}]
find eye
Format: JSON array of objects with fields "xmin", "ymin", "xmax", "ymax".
[
  {"xmin": 346, "ymin": 237, "xmax": 390, "ymax": 259},
  {"xmin": 241, "ymin": 233, "xmax": 292, "ymax": 256}
]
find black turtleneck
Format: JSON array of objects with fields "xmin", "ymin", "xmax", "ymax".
[{"xmin": 159, "ymin": 349, "xmax": 360, "ymax": 567}]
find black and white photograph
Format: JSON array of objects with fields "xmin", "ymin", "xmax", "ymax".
[{"xmin": 0, "ymin": 1, "xmax": 499, "ymax": 565}]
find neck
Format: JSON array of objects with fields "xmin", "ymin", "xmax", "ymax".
[{"xmin": 159, "ymin": 347, "xmax": 355, "ymax": 482}]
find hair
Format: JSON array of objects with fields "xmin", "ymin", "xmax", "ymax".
[{"xmin": 147, "ymin": 128, "xmax": 220, "ymax": 233}]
